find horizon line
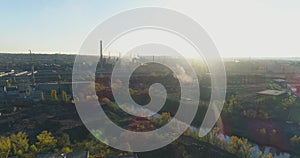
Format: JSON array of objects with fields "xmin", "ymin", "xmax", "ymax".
[{"xmin": 1, "ymin": 51, "xmax": 300, "ymax": 59}]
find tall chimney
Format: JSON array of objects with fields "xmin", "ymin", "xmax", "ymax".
[{"xmin": 100, "ymin": 40, "xmax": 103, "ymax": 61}]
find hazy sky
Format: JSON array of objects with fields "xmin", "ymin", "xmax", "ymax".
[{"xmin": 1, "ymin": 0, "xmax": 300, "ymax": 57}]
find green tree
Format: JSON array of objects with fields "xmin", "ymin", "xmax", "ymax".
[
  {"xmin": 10, "ymin": 132, "xmax": 29, "ymax": 156},
  {"xmin": 35, "ymin": 131, "xmax": 57, "ymax": 153},
  {"xmin": 57, "ymin": 133, "xmax": 71, "ymax": 149},
  {"xmin": 0, "ymin": 136, "xmax": 11, "ymax": 158}
]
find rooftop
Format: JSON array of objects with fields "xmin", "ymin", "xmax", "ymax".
[
  {"xmin": 256, "ymin": 89, "xmax": 286, "ymax": 96},
  {"xmin": 273, "ymin": 79, "xmax": 286, "ymax": 82}
]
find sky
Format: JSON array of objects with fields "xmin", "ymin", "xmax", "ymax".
[{"xmin": 0, "ymin": 0, "xmax": 300, "ymax": 57}]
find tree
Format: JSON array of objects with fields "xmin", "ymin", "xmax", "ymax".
[
  {"xmin": 35, "ymin": 131, "xmax": 57, "ymax": 153},
  {"xmin": 61, "ymin": 147, "xmax": 72, "ymax": 153},
  {"xmin": 229, "ymin": 136, "xmax": 242, "ymax": 155},
  {"xmin": 239, "ymin": 138, "xmax": 253, "ymax": 158},
  {"xmin": 290, "ymin": 135, "xmax": 300, "ymax": 151},
  {"xmin": 225, "ymin": 94, "xmax": 239, "ymax": 113},
  {"xmin": 61, "ymin": 90, "xmax": 67, "ymax": 103},
  {"xmin": 57, "ymin": 75, "xmax": 62, "ymax": 83},
  {"xmin": 13, "ymin": 77, "xmax": 17, "ymax": 84},
  {"xmin": 264, "ymin": 153, "xmax": 274, "ymax": 158},
  {"xmin": 57, "ymin": 133, "xmax": 71, "ymax": 149},
  {"xmin": 10, "ymin": 132, "xmax": 29, "ymax": 156},
  {"xmin": 40, "ymin": 92, "xmax": 45, "ymax": 102},
  {"xmin": 211, "ymin": 127, "xmax": 221, "ymax": 145},
  {"xmin": 94, "ymin": 83, "xmax": 105, "ymax": 92},
  {"xmin": 51, "ymin": 90, "xmax": 58, "ymax": 101},
  {"xmin": 281, "ymin": 96, "xmax": 296, "ymax": 120},
  {"xmin": 29, "ymin": 144, "xmax": 38, "ymax": 153},
  {"xmin": 229, "ymin": 136, "xmax": 253, "ymax": 158},
  {"xmin": 0, "ymin": 136, "xmax": 11, "ymax": 158},
  {"xmin": 157, "ymin": 112, "xmax": 171, "ymax": 126},
  {"xmin": 259, "ymin": 128, "xmax": 267, "ymax": 135},
  {"xmin": 257, "ymin": 152, "xmax": 273, "ymax": 158}
]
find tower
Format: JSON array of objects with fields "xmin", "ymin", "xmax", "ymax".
[
  {"xmin": 100, "ymin": 40, "xmax": 103, "ymax": 62},
  {"xmin": 100, "ymin": 40, "xmax": 104, "ymax": 70}
]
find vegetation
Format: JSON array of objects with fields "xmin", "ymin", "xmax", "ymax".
[
  {"xmin": 183, "ymin": 126, "xmax": 275, "ymax": 158},
  {"xmin": 35, "ymin": 131, "xmax": 57, "ymax": 153},
  {"xmin": 61, "ymin": 90, "xmax": 68, "ymax": 103},
  {"xmin": 50, "ymin": 90, "xmax": 58, "ymax": 101},
  {"xmin": 3, "ymin": 54, "xmax": 300, "ymax": 157},
  {"xmin": 0, "ymin": 136, "xmax": 11, "ymax": 158},
  {"xmin": 40, "ymin": 92, "xmax": 45, "ymax": 102}
]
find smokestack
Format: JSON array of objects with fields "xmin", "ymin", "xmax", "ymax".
[{"xmin": 100, "ymin": 40, "xmax": 103, "ymax": 61}]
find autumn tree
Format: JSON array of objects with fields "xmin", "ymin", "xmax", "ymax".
[
  {"xmin": 239, "ymin": 138, "xmax": 253, "ymax": 158},
  {"xmin": 10, "ymin": 132, "xmax": 29, "ymax": 156},
  {"xmin": 61, "ymin": 90, "xmax": 68, "ymax": 103},
  {"xmin": 229, "ymin": 136, "xmax": 243, "ymax": 155},
  {"xmin": 229, "ymin": 136, "xmax": 253, "ymax": 158},
  {"xmin": 29, "ymin": 144, "xmax": 38, "ymax": 153},
  {"xmin": 264, "ymin": 153, "xmax": 274, "ymax": 158},
  {"xmin": 224, "ymin": 94, "xmax": 239, "ymax": 113},
  {"xmin": 51, "ymin": 90, "xmax": 58, "ymax": 101},
  {"xmin": 35, "ymin": 131, "xmax": 57, "ymax": 153},
  {"xmin": 157, "ymin": 112, "xmax": 171, "ymax": 126},
  {"xmin": 211, "ymin": 127, "xmax": 221, "ymax": 145},
  {"xmin": 290, "ymin": 135, "xmax": 300, "ymax": 151},
  {"xmin": 40, "ymin": 92, "xmax": 45, "ymax": 102},
  {"xmin": 281, "ymin": 96, "xmax": 296, "ymax": 120},
  {"xmin": 0, "ymin": 136, "xmax": 11, "ymax": 158}
]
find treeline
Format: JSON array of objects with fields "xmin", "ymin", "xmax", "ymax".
[
  {"xmin": 0, "ymin": 130, "xmax": 125, "ymax": 158},
  {"xmin": 184, "ymin": 127, "xmax": 274, "ymax": 158},
  {"xmin": 39, "ymin": 90, "xmax": 70, "ymax": 103},
  {"xmin": 0, "ymin": 131, "xmax": 70, "ymax": 158}
]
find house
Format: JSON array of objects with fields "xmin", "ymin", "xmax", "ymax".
[{"xmin": 273, "ymin": 79, "xmax": 287, "ymax": 88}]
